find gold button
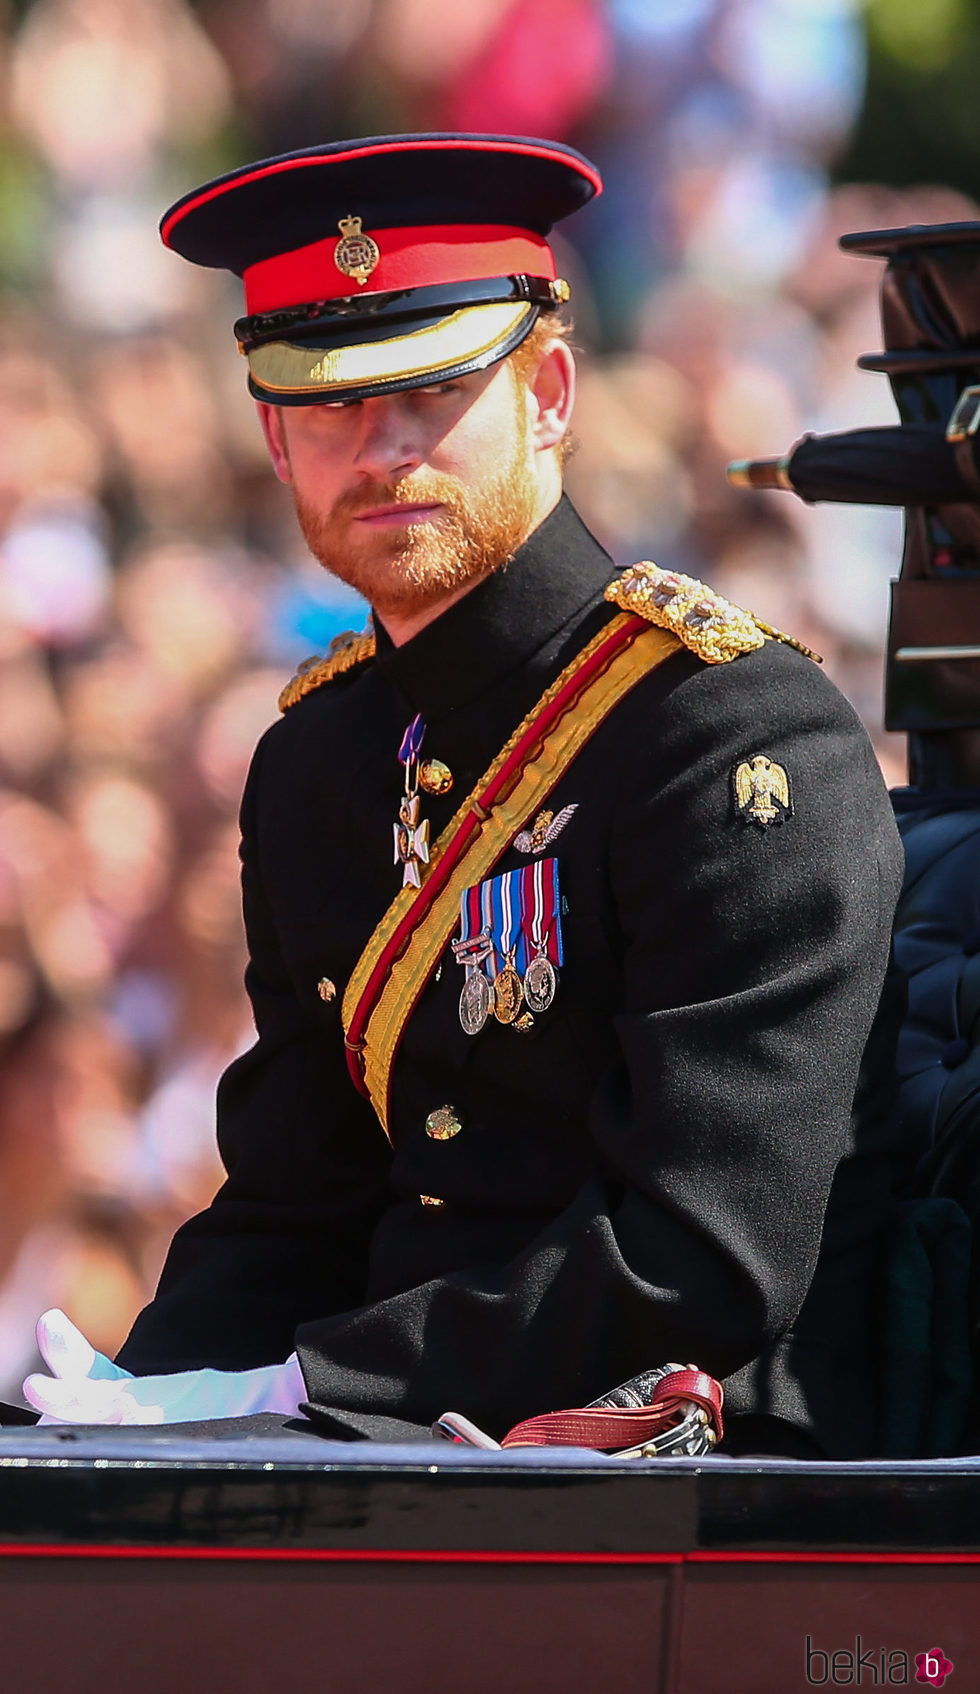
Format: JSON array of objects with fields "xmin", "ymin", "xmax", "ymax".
[
  {"xmin": 317, "ymin": 977, "xmax": 337, "ymax": 1003},
  {"xmin": 420, "ymin": 1194, "xmax": 445, "ymax": 1208},
  {"xmin": 425, "ymin": 1105, "xmax": 462, "ymax": 1141},
  {"xmin": 419, "ymin": 759, "xmax": 453, "ymax": 796}
]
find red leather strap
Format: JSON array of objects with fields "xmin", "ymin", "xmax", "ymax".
[{"xmin": 500, "ymin": 1370, "xmax": 724, "ymax": 1451}]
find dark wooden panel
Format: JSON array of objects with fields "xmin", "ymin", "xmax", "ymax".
[
  {"xmin": 0, "ymin": 1559, "xmax": 673, "ymax": 1694},
  {"xmin": 678, "ymin": 1566, "xmax": 974, "ymax": 1694}
]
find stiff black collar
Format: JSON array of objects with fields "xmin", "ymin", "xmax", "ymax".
[{"xmin": 373, "ymin": 495, "xmax": 614, "ymax": 724}]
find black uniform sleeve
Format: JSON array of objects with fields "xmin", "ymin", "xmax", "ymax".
[
  {"xmin": 294, "ymin": 644, "xmax": 904, "ymax": 1433},
  {"xmin": 116, "ymin": 729, "xmax": 392, "ymax": 1373}
]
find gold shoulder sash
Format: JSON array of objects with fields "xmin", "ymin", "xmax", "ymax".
[{"xmin": 342, "ymin": 611, "xmax": 680, "ymax": 1135}]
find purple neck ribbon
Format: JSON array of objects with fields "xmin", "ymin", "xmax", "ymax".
[{"xmin": 398, "ymin": 714, "xmax": 426, "ymax": 767}]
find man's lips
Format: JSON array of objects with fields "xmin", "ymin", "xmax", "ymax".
[{"xmin": 352, "ymin": 501, "xmax": 444, "ymax": 527}]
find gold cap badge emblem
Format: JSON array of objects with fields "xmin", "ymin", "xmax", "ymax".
[
  {"xmin": 334, "ymin": 215, "xmax": 380, "ymax": 287},
  {"xmin": 734, "ymin": 754, "xmax": 791, "ymax": 827}
]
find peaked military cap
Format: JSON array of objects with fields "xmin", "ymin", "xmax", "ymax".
[{"xmin": 161, "ymin": 132, "xmax": 601, "ymax": 406}]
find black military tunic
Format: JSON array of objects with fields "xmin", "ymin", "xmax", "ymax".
[{"xmin": 117, "ymin": 496, "xmax": 905, "ymax": 1457}]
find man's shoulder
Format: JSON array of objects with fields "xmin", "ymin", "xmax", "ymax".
[
  {"xmin": 613, "ymin": 619, "xmax": 894, "ymax": 841},
  {"xmin": 629, "ymin": 608, "xmax": 864, "ymax": 742},
  {"xmin": 277, "ymin": 630, "xmax": 377, "ymax": 713},
  {"xmin": 243, "ymin": 633, "xmax": 389, "ymax": 806},
  {"xmin": 601, "ymin": 562, "xmax": 852, "ymax": 740}
]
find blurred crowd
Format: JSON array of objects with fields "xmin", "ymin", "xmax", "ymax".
[{"xmin": 0, "ymin": 0, "xmax": 973, "ymax": 1396}]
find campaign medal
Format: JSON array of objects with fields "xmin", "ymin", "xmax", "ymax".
[
  {"xmin": 394, "ymin": 714, "xmax": 431, "ymax": 889},
  {"xmin": 524, "ymin": 950, "xmax": 558, "ymax": 1014},
  {"xmin": 490, "ymin": 875, "xmax": 524, "ymax": 1024},
  {"xmin": 452, "ymin": 926, "xmax": 494, "ymax": 1035},
  {"xmin": 522, "ymin": 857, "xmax": 559, "ymax": 1012},
  {"xmin": 454, "ymin": 861, "xmax": 566, "ymax": 1037},
  {"xmin": 493, "ymin": 953, "xmax": 524, "ymax": 1024},
  {"xmin": 459, "ymin": 969, "xmax": 493, "ymax": 1035}
]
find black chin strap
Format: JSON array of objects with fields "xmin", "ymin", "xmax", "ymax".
[{"xmin": 234, "ymin": 274, "xmax": 566, "ymax": 351}]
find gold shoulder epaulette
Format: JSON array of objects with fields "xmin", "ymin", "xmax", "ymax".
[
  {"xmin": 604, "ymin": 563, "xmax": 821, "ymax": 665},
  {"xmin": 278, "ymin": 630, "xmax": 377, "ymax": 712}
]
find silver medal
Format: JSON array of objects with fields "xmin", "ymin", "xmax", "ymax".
[
  {"xmin": 523, "ymin": 953, "xmax": 558, "ymax": 1014},
  {"xmin": 459, "ymin": 970, "xmax": 492, "ymax": 1035}
]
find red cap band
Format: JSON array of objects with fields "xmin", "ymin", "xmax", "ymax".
[{"xmin": 243, "ymin": 222, "xmax": 556, "ymax": 313}]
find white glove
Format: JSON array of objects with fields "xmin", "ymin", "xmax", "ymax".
[{"xmin": 23, "ymin": 1309, "xmax": 305, "ymax": 1426}]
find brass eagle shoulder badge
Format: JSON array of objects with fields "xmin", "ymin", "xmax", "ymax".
[{"xmin": 734, "ymin": 754, "xmax": 791, "ymax": 827}]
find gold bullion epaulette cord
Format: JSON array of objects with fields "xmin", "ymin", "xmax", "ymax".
[
  {"xmin": 278, "ymin": 630, "xmax": 377, "ymax": 712},
  {"xmin": 604, "ymin": 564, "xmax": 821, "ymax": 665}
]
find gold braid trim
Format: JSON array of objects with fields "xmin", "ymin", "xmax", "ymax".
[
  {"xmin": 279, "ymin": 631, "xmax": 377, "ymax": 712},
  {"xmin": 605, "ymin": 563, "xmax": 821, "ymax": 665},
  {"xmin": 342, "ymin": 614, "xmax": 681, "ymax": 1136}
]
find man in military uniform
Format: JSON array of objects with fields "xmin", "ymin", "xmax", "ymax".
[{"xmin": 23, "ymin": 135, "xmax": 904, "ymax": 1458}]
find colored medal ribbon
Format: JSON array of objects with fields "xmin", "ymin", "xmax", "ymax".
[
  {"xmin": 524, "ymin": 857, "xmax": 561, "ymax": 1012},
  {"xmin": 454, "ymin": 896, "xmax": 494, "ymax": 1035},
  {"xmin": 454, "ymin": 860, "xmax": 565, "ymax": 1034},
  {"xmin": 492, "ymin": 871, "xmax": 523, "ymax": 1024}
]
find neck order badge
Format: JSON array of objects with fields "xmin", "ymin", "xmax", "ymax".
[{"xmin": 394, "ymin": 714, "xmax": 431, "ymax": 889}]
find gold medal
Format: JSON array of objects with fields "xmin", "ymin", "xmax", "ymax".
[
  {"xmin": 523, "ymin": 952, "xmax": 558, "ymax": 1014},
  {"xmin": 459, "ymin": 970, "xmax": 493, "ymax": 1035},
  {"xmin": 492, "ymin": 958, "xmax": 524, "ymax": 1024}
]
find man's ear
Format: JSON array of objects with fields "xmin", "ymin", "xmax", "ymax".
[
  {"xmin": 256, "ymin": 402, "xmax": 292, "ymax": 484},
  {"xmin": 527, "ymin": 338, "xmax": 575, "ymax": 455}
]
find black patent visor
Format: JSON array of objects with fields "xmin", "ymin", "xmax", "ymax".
[{"xmin": 234, "ymin": 273, "xmax": 561, "ymax": 352}]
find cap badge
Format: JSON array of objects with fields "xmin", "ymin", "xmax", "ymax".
[
  {"xmin": 734, "ymin": 754, "xmax": 791, "ymax": 827},
  {"xmin": 334, "ymin": 215, "xmax": 380, "ymax": 288}
]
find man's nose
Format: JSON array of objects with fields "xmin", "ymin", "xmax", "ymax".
[{"xmin": 352, "ymin": 398, "xmax": 425, "ymax": 481}]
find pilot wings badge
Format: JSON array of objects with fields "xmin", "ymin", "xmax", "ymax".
[
  {"xmin": 734, "ymin": 755, "xmax": 791, "ymax": 827},
  {"xmin": 514, "ymin": 804, "xmax": 578, "ymax": 855}
]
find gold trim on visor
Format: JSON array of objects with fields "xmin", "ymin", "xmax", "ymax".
[{"xmin": 247, "ymin": 301, "xmax": 534, "ymax": 396}]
